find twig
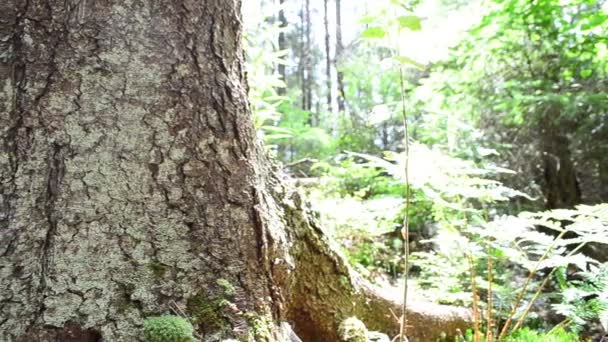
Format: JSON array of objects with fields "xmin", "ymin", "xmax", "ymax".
[
  {"xmin": 398, "ymin": 64, "xmax": 411, "ymax": 342},
  {"xmin": 497, "ymin": 228, "xmax": 568, "ymax": 340},
  {"xmin": 486, "ymin": 242, "xmax": 494, "ymax": 342},
  {"xmin": 467, "ymin": 253, "xmax": 481, "ymax": 342},
  {"xmin": 510, "ymin": 242, "xmax": 588, "ymax": 335}
]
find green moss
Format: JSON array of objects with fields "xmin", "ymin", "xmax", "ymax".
[
  {"xmin": 186, "ymin": 291, "xmax": 230, "ymax": 333},
  {"xmin": 148, "ymin": 261, "xmax": 169, "ymax": 279},
  {"xmin": 338, "ymin": 317, "xmax": 367, "ymax": 342},
  {"xmin": 185, "ymin": 281, "xmax": 241, "ymax": 336},
  {"xmin": 216, "ymin": 278, "xmax": 236, "ymax": 297},
  {"xmin": 243, "ymin": 313, "xmax": 272, "ymax": 341},
  {"xmin": 143, "ymin": 315, "xmax": 195, "ymax": 342},
  {"xmin": 339, "ymin": 276, "xmax": 351, "ymax": 288}
]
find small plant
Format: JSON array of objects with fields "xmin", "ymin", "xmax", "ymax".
[
  {"xmin": 216, "ymin": 278, "xmax": 236, "ymax": 297},
  {"xmin": 456, "ymin": 326, "xmax": 578, "ymax": 342},
  {"xmin": 143, "ymin": 315, "xmax": 195, "ymax": 342},
  {"xmin": 503, "ymin": 327, "xmax": 578, "ymax": 342}
]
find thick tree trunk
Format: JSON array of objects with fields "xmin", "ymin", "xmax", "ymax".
[
  {"xmin": 0, "ymin": 1, "xmax": 285, "ymax": 340},
  {"xmin": 0, "ymin": 1, "xmax": 470, "ymax": 341}
]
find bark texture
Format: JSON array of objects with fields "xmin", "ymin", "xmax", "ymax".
[
  {"xmin": 0, "ymin": 1, "xmax": 470, "ymax": 341},
  {"xmin": 0, "ymin": 0, "xmax": 285, "ymax": 340}
]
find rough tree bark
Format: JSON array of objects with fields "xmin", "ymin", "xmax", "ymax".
[{"xmin": 0, "ymin": 1, "xmax": 469, "ymax": 341}]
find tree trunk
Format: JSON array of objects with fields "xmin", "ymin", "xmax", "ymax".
[
  {"xmin": 305, "ymin": 0, "xmax": 314, "ymax": 121},
  {"xmin": 0, "ymin": 1, "xmax": 470, "ymax": 341},
  {"xmin": 298, "ymin": 2, "xmax": 307, "ymax": 112},
  {"xmin": 599, "ymin": 155, "xmax": 608, "ymax": 203},
  {"xmin": 277, "ymin": 0, "xmax": 287, "ymax": 96},
  {"xmin": 324, "ymin": 0, "xmax": 333, "ymax": 114},
  {"xmin": 303, "ymin": 0, "xmax": 314, "ymax": 119},
  {"xmin": 540, "ymin": 117, "xmax": 581, "ymax": 209},
  {"xmin": 335, "ymin": 0, "xmax": 346, "ymax": 113}
]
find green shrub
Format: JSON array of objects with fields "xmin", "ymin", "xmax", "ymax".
[
  {"xmin": 503, "ymin": 327, "xmax": 578, "ymax": 342},
  {"xmin": 143, "ymin": 315, "xmax": 195, "ymax": 342}
]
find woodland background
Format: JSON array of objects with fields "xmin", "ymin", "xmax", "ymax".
[{"xmin": 243, "ymin": 0, "xmax": 608, "ymax": 340}]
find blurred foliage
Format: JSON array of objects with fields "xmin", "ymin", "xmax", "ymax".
[
  {"xmin": 243, "ymin": 0, "xmax": 608, "ymax": 338},
  {"xmin": 502, "ymin": 327, "xmax": 579, "ymax": 342}
]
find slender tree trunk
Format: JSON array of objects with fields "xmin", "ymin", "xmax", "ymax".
[
  {"xmin": 304, "ymin": 0, "xmax": 314, "ymax": 120},
  {"xmin": 324, "ymin": 0, "xmax": 333, "ymax": 113},
  {"xmin": 0, "ymin": 1, "xmax": 470, "ymax": 341},
  {"xmin": 335, "ymin": 0, "xmax": 346, "ymax": 113},
  {"xmin": 277, "ymin": 0, "xmax": 287, "ymax": 96},
  {"xmin": 298, "ymin": 2, "xmax": 307, "ymax": 111},
  {"xmin": 597, "ymin": 131, "xmax": 608, "ymax": 202}
]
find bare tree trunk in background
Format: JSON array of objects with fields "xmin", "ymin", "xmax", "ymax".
[
  {"xmin": 540, "ymin": 113, "xmax": 581, "ymax": 209},
  {"xmin": 335, "ymin": 0, "xmax": 346, "ymax": 113},
  {"xmin": 0, "ymin": 0, "xmax": 470, "ymax": 341},
  {"xmin": 324, "ymin": 0, "xmax": 333, "ymax": 114},
  {"xmin": 600, "ymin": 158, "xmax": 608, "ymax": 202},
  {"xmin": 277, "ymin": 0, "xmax": 288, "ymax": 96},
  {"xmin": 298, "ymin": 1, "xmax": 307, "ymax": 111},
  {"xmin": 304, "ymin": 0, "xmax": 314, "ymax": 120}
]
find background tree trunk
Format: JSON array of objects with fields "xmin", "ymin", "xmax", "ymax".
[
  {"xmin": 0, "ymin": 1, "xmax": 470, "ymax": 341},
  {"xmin": 335, "ymin": 0, "xmax": 346, "ymax": 113},
  {"xmin": 540, "ymin": 113, "xmax": 581, "ymax": 209},
  {"xmin": 277, "ymin": 0, "xmax": 287, "ymax": 96},
  {"xmin": 304, "ymin": 0, "xmax": 314, "ymax": 122},
  {"xmin": 324, "ymin": 0, "xmax": 333, "ymax": 114},
  {"xmin": 298, "ymin": 2, "xmax": 307, "ymax": 112}
]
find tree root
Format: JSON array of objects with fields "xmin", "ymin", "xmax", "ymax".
[{"xmin": 275, "ymin": 185, "xmax": 472, "ymax": 341}]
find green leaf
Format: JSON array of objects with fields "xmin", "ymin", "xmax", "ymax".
[
  {"xmin": 393, "ymin": 56, "xmax": 425, "ymax": 70},
  {"xmin": 361, "ymin": 27, "xmax": 386, "ymax": 39},
  {"xmin": 398, "ymin": 15, "xmax": 421, "ymax": 31},
  {"xmin": 581, "ymin": 13, "xmax": 608, "ymax": 30},
  {"xmin": 581, "ymin": 69, "xmax": 592, "ymax": 78},
  {"xmin": 360, "ymin": 14, "xmax": 378, "ymax": 25}
]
